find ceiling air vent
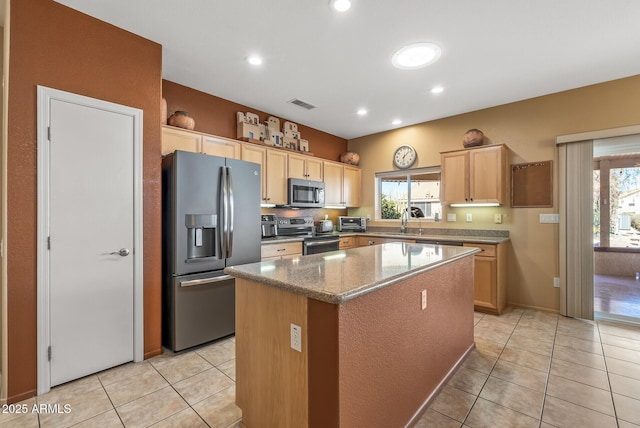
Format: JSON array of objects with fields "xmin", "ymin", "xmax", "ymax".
[{"xmin": 288, "ymin": 98, "xmax": 317, "ymax": 110}]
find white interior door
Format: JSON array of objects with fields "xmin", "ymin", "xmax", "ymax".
[{"xmin": 37, "ymin": 87, "xmax": 143, "ymax": 391}]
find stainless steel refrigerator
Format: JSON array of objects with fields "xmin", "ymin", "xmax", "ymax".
[{"xmin": 162, "ymin": 150, "xmax": 261, "ymax": 351}]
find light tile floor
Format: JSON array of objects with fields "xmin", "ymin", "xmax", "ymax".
[{"xmin": 2, "ymin": 308, "xmax": 640, "ymax": 427}]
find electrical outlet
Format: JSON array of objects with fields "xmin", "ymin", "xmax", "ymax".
[
  {"xmin": 553, "ymin": 277, "xmax": 560, "ymax": 288},
  {"xmin": 421, "ymin": 290, "xmax": 427, "ymax": 310},
  {"xmin": 466, "ymin": 213, "xmax": 472, "ymax": 222},
  {"xmin": 447, "ymin": 213, "xmax": 456, "ymax": 222},
  {"xmin": 290, "ymin": 323, "xmax": 302, "ymax": 352},
  {"xmin": 494, "ymin": 213, "xmax": 502, "ymax": 224},
  {"xmin": 366, "ymin": 213, "xmax": 371, "ymax": 221}
]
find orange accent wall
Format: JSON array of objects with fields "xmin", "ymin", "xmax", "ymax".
[
  {"xmin": 7, "ymin": 0, "xmax": 162, "ymax": 402},
  {"xmin": 162, "ymin": 80, "xmax": 348, "ymax": 162}
]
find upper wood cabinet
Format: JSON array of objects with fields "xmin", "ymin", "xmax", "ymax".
[
  {"xmin": 161, "ymin": 126, "xmax": 240, "ymax": 159},
  {"xmin": 162, "ymin": 126, "xmax": 360, "ymax": 207},
  {"xmin": 161, "ymin": 126, "xmax": 201, "ymax": 155},
  {"xmin": 323, "ymin": 161, "xmax": 361, "ymax": 207},
  {"xmin": 288, "ymin": 153, "xmax": 323, "ymax": 181},
  {"xmin": 343, "ymin": 165, "xmax": 362, "ymax": 207},
  {"xmin": 441, "ymin": 144, "xmax": 508, "ymax": 205},
  {"xmin": 202, "ymin": 135, "xmax": 240, "ymax": 159},
  {"xmin": 241, "ymin": 144, "xmax": 288, "ymax": 205}
]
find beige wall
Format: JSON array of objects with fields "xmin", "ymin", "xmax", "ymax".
[{"xmin": 348, "ymin": 74, "xmax": 640, "ymax": 312}]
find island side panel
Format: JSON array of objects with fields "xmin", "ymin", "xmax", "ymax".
[
  {"xmin": 337, "ymin": 256, "xmax": 475, "ymax": 427},
  {"xmin": 235, "ymin": 278, "xmax": 309, "ymax": 428}
]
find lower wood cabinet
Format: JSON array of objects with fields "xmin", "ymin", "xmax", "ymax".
[
  {"xmin": 463, "ymin": 242, "xmax": 507, "ymax": 314},
  {"xmin": 261, "ymin": 241, "xmax": 302, "ymax": 261},
  {"xmin": 338, "ymin": 236, "xmax": 355, "ymax": 250},
  {"xmin": 357, "ymin": 236, "xmax": 386, "ymax": 247}
]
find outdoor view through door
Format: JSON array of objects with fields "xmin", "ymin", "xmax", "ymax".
[{"xmin": 593, "ymin": 136, "xmax": 640, "ymax": 321}]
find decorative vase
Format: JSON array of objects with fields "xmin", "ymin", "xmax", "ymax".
[
  {"xmin": 462, "ymin": 129, "xmax": 484, "ymax": 148},
  {"xmin": 340, "ymin": 151, "xmax": 360, "ymax": 165},
  {"xmin": 161, "ymin": 98, "xmax": 167, "ymax": 125},
  {"xmin": 168, "ymin": 111, "xmax": 195, "ymax": 130}
]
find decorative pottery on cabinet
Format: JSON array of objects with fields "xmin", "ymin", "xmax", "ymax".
[
  {"xmin": 168, "ymin": 111, "xmax": 195, "ymax": 130},
  {"xmin": 462, "ymin": 129, "xmax": 484, "ymax": 148},
  {"xmin": 340, "ymin": 151, "xmax": 360, "ymax": 165}
]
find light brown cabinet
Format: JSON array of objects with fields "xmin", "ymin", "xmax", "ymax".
[
  {"xmin": 161, "ymin": 126, "xmax": 202, "ymax": 155},
  {"xmin": 463, "ymin": 242, "xmax": 507, "ymax": 314},
  {"xmin": 338, "ymin": 236, "xmax": 355, "ymax": 250},
  {"xmin": 323, "ymin": 161, "xmax": 361, "ymax": 207},
  {"xmin": 161, "ymin": 126, "xmax": 240, "ymax": 158},
  {"xmin": 261, "ymin": 241, "xmax": 302, "ymax": 261},
  {"xmin": 441, "ymin": 144, "xmax": 508, "ymax": 205},
  {"xmin": 358, "ymin": 236, "xmax": 386, "ymax": 247},
  {"xmin": 202, "ymin": 135, "xmax": 240, "ymax": 159},
  {"xmin": 343, "ymin": 165, "xmax": 362, "ymax": 207},
  {"xmin": 241, "ymin": 144, "xmax": 288, "ymax": 205},
  {"xmin": 288, "ymin": 153, "xmax": 323, "ymax": 181}
]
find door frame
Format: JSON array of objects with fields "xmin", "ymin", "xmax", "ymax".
[{"xmin": 36, "ymin": 86, "xmax": 144, "ymax": 394}]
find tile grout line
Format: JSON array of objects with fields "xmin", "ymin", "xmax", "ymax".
[
  {"xmin": 95, "ymin": 374, "xmax": 126, "ymax": 428},
  {"xmin": 538, "ymin": 313, "xmax": 559, "ymax": 428},
  {"xmin": 461, "ymin": 310, "xmax": 528, "ymax": 426},
  {"xmin": 145, "ymin": 353, "xmax": 213, "ymax": 428},
  {"xmin": 596, "ymin": 319, "xmax": 620, "ymax": 428}
]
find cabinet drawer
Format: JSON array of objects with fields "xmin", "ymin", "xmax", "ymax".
[
  {"xmin": 358, "ymin": 236, "xmax": 386, "ymax": 246},
  {"xmin": 261, "ymin": 242, "xmax": 302, "ymax": 259},
  {"xmin": 464, "ymin": 243, "xmax": 496, "ymax": 257},
  {"xmin": 339, "ymin": 236, "xmax": 355, "ymax": 249}
]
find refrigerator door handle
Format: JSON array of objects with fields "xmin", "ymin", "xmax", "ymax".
[
  {"xmin": 220, "ymin": 166, "xmax": 228, "ymax": 259},
  {"xmin": 227, "ymin": 166, "xmax": 234, "ymax": 258}
]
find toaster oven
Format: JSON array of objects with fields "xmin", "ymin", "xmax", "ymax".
[{"xmin": 338, "ymin": 216, "xmax": 366, "ymax": 232}]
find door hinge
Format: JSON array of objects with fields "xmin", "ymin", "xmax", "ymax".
[
  {"xmin": 47, "ymin": 236, "xmax": 51, "ymax": 250},
  {"xmin": 47, "ymin": 346, "xmax": 51, "ymax": 362},
  {"xmin": 47, "ymin": 126, "xmax": 51, "ymax": 141}
]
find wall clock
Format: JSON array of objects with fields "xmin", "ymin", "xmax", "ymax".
[{"xmin": 393, "ymin": 145, "xmax": 417, "ymax": 169}]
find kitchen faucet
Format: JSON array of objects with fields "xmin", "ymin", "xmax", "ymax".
[{"xmin": 400, "ymin": 209, "xmax": 408, "ymax": 233}]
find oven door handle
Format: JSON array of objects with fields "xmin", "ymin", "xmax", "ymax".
[{"xmin": 304, "ymin": 239, "xmax": 340, "ymax": 247}]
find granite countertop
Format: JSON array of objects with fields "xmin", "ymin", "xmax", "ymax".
[
  {"xmin": 261, "ymin": 231, "xmax": 509, "ymax": 245},
  {"xmin": 226, "ymin": 242, "xmax": 480, "ymax": 304}
]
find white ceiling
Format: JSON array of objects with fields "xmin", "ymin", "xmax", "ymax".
[{"xmin": 53, "ymin": 1, "xmax": 640, "ymax": 139}]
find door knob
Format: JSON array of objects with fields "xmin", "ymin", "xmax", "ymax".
[{"xmin": 111, "ymin": 248, "xmax": 130, "ymax": 257}]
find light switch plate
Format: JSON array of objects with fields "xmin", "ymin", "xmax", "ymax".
[
  {"xmin": 447, "ymin": 213, "xmax": 456, "ymax": 222},
  {"xmin": 466, "ymin": 213, "xmax": 472, "ymax": 222},
  {"xmin": 540, "ymin": 214, "xmax": 560, "ymax": 224}
]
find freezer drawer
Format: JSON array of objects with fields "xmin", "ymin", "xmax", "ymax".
[{"xmin": 163, "ymin": 271, "xmax": 235, "ymax": 352}]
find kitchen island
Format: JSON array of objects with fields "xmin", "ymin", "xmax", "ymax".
[{"xmin": 225, "ymin": 242, "xmax": 480, "ymax": 428}]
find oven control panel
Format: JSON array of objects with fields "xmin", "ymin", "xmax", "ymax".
[{"xmin": 278, "ymin": 216, "xmax": 314, "ymax": 227}]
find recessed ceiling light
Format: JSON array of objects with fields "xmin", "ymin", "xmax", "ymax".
[
  {"xmin": 431, "ymin": 86, "xmax": 444, "ymax": 94},
  {"xmin": 392, "ymin": 119, "xmax": 402, "ymax": 125},
  {"xmin": 330, "ymin": 0, "xmax": 351, "ymax": 12},
  {"xmin": 246, "ymin": 56, "xmax": 263, "ymax": 66},
  {"xmin": 391, "ymin": 42, "xmax": 441, "ymax": 70},
  {"xmin": 357, "ymin": 108, "xmax": 368, "ymax": 116}
]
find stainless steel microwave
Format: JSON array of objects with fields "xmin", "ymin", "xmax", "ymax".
[{"xmin": 288, "ymin": 178, "xmax": 325, "ymax": 208}]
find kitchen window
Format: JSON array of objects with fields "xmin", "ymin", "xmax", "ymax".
[
  {"xmin": 375, "ymin": 167, "xmax": 442, "ymax": 221},
  {"xmin": 593, "ymin": 154, "xmax": 640, "ymax": 250}
]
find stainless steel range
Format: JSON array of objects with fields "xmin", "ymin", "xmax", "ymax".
[{"xmin": 276, "ymin": 216, "xmax": 340, "ymax": 255}]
